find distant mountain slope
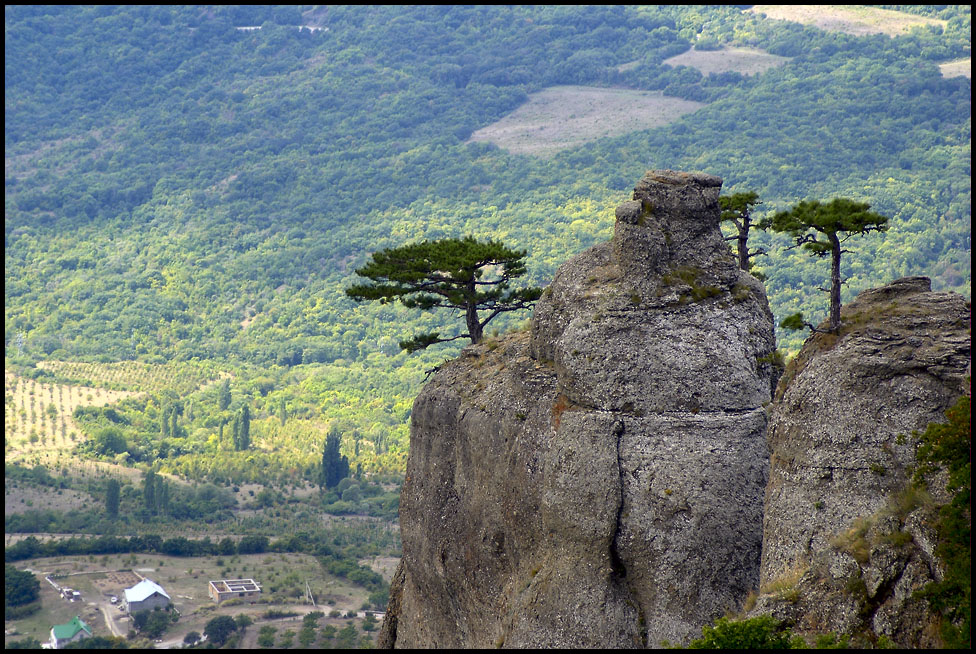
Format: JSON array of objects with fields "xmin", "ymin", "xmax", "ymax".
[{"xmin": 5, "ymin": 4, "xmax": 970, "ymax": 367}]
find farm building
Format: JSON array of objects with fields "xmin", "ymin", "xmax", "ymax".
[
  {"xmin": 208, "ymin": 578, "xmax": 262, "ymax": 603},
  {"xmin": 49, "ymin": 616, "xmax": 92, "ymax": 649},
  {"xmin": 122, "ymin": 578, "xmax": 171, "ymax": 613}
]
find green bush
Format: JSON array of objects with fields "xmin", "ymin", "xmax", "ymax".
[
  {"xmin": 687, "ymin": 615, "xmax": 804, "ymax": 649},
  {"xmin": 913, "ymin": 395, "xmax": 971, "ymax": 648}
]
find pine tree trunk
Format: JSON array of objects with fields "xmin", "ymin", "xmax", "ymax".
[
  {"xmin": 737, "ymin": 216, "xmax": 751, "ymax": 271},
  {"xmin": 829, "ymin": 232, "xmax": 842, "ymax": 331},
  {"xmin": 466, "ymin": 298, "xmax": 483, "ymax": 344},
  {"xmin": 465, "ymin": 279, "xmax": 483, "ymax": 343}
]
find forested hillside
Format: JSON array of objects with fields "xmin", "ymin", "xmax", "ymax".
[{"xmin": 5, "ymin": 5, "xmax": 971, "ymax": 485}]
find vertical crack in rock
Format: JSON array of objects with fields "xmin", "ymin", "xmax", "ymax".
[
  {"xmin": 608, "ymin": 416, "xmax": 651, "ymax": 648},
  {"xmin": 609, "ymin": 417, "xmax": 628, "ymax": 582}
]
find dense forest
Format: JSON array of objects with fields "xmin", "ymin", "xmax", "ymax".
[{"xmin": 4, "ymin": 5, "xmax": 971, "ymax": 489}]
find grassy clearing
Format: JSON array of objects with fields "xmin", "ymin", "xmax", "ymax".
[
  {"xmin": 4, "ymin": 483, "xmax": 93, "ymax": 515},
  {"xmin": 663, "ymin": 46, "xmax": 790, "ymax": 76},
  {"xmin": 939, "ymin": 58, "xmax": 971, "ymax": 79},
  {"xmin": 748, "ymin": 5, "xmax": 948, "ymax": 37},
  {"xmin": 467, "ymin": 85, "xmax": 706, "ymax": 158},
  {"xmin": 5, "ymin": 551, "xmax": 386, "ymax": 647}
]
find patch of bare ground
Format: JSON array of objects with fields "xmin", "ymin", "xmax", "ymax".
[
  {"xmin": 940, "ymin": 58, "xmax": 971, "ymax": 79},
  {"xmin": 4, "ymin": 370, "xmax": 142, "ymax": 467},
  {"xmin": 4, "ymin": 484, "xmax": 93, "ymax": 515},
  {"xmin": 5, "ymin": 125, "xmax": 124, "ymax": 182},
  {"xmin": 663, "ymin": 46, "xmax": 790, "ymax": 76},
  {"xmin": 748, "ymin": 5, "xmax": 948, "ymax": 37},
  {"xmin": 467, "ymin": 85, "xmax": 706, "ymax": 158}
]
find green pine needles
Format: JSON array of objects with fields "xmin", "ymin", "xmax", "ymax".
[
  {"xmin": 771, "ymin": 198, "xmax": 888, "ymax": 333},
  {"xmin": 346, "ymin": 236, "xmax": 542, "ymax": 351}
]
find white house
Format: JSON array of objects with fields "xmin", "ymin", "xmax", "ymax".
[
  {"xmin": 122, "ymin": 578, "xmax": 171, "ymax": 614},
  {"xmin": 49, "ymin": 616, "xmax": 92, "ymax": 649}
]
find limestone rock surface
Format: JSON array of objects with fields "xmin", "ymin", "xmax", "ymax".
[
  {"xmin": 754, "ymin": 276, "xmax": 971, "ymax": 647},
  {"xmin": 380, "ymin": 170, "xmax": 777, "ymax": 648}
]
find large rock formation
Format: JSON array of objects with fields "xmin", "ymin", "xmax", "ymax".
[
  {"xmin": 754, "ymin": 276, "xmax": 971, "ymax": 647},
  {"xmin": 379, "ymin": 170, "xmax": 778, "ymax": 648}
]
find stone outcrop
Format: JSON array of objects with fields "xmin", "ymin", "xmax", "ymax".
[
  {"xmin": 379, "ymin": 170, "xmax": 778, "ymax": 648},
  {"xmin": 753, "ymin": 276, "xmax": 971, "ymax": 647}
]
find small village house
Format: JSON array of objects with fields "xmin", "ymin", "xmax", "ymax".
[
  {"xmin": 122, "ymin": 578, "xmax": 171, "ymax": 613},
  {"xmin": 49, "ymin": 616, "xmax": 92, "ymax": 649}
]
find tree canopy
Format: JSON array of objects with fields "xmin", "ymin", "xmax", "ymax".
[
  {"xmin": 204, "ymin": 615, "xmax": 238, "ymax": 646},
  {"xmin": 5, "ymin": 565, "xmax": 40, "ymax": 609},
  {"xmin": 913, "ymin": 395, "xmax": 971, "ymax": 648},
  {"xmin": 346, "ymin": 237, "xmax": 542, "ymax": 351},
  {"xmin": 770, "ymin": 198, "xmax": 889, "ymax": 332}
]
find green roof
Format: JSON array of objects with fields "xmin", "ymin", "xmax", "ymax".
[{"xmin": 52, "ymin": 616, "xmax": 92, "ymax": 640}]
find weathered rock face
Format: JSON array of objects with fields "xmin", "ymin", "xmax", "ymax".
[
  {"xmin": 754, "ymin": 276, "xmax": 971, "ymax": 647},
  {"xmin": 380, "ymin": 170, "xmax": 777, "ymax": 648}
]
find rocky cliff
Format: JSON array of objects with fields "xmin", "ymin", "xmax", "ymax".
[
  {"xmin": 379, "ymin": 170, "xmax": 778, "ymax": 648},
  {"xmin": 753, "ymin": 276, "xmax": 970, "ymax": 647},
  {"xmin": 378, "ymin": 172, "xmax": 970, "ymax": 649}
]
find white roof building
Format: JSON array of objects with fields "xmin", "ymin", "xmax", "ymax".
[{"xmin": 123, "ymin": 578, "xmax": 171, "ymax": 613}]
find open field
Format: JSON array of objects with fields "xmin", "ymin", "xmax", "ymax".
[
  {"xmin": 6, "ymin": 360, "xmax": 226, "ymax": 469},
  {"xmin": 467, "ymin": 85, "xmax": 706, "ymax": 158},
  {"xmin": 939, "ymin": 58, "xmax": 971, "ymax": 79},
  {"xmin": 5, "ymin": 551, "xmax": 390, "ymax": 648},
  {"xmin": 663, "ymin": 46, "xmax": 790, "ymax": 76},
  {"xmin": 748, "ymin": 5, "xmax": 948, "ymax": 37}
]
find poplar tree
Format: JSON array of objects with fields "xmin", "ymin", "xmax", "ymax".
[
  {"xmin": 217, "ymin": 378, "xmax": 231, "ymax": 411},
  {"xmin": 105, "ymin": 478, "xmax": 120, "ymax": 519},
  {"xmin": 771, "ymin": 198, "xmax": 888, "ymax": 332},
  {"xmin": 346, "ymin": 236, "xmax": 542, "ymax": 351}
]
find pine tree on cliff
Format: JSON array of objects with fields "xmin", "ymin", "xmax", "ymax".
[
  {"xmin": 346, "ymin": 236, "xmax": 542, "ymax": 351},
  {"xmin": 719, "ymin": 190, "xmax": 769, "ymax": 276},
  {"xmin": 771, "ymin": 198, "xmax": 888, "ymax": 333}
]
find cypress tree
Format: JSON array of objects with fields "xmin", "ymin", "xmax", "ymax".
[
  {"xmin": 143, "ymin": 469, "xmax": 156, "ymax": 515},
  {"xmin": 320, "ymin": 428, "xmax": 349, "ymax": 490},
  {"xmin": 105, "ymin": 478, "xmax": 120, "ymax": 519},
  {"xmin": 239, "ymin": 404, "xmax": 251, "ymax": 450}
]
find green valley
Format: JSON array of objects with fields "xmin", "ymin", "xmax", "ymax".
[{"xmin": 4, "ymin": 5, "xmax": 971, "ymax": 647}]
